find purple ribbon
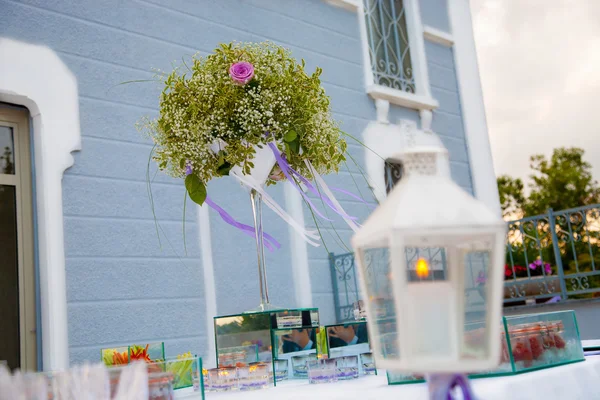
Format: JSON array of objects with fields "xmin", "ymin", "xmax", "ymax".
[
  {"xmin": 446, "ymin": 374, "xmax": 474, "ymax": 400},
  {"xmin": 205, "ymin": 196, "xmax": 281, "ymax": 252},
  {"xmin": 330, "ymin": 187, "xmax": 376, "ymax": 209},
  {"xmin": 267, "ymin": 142, "xmax": 358, "ymax": 221},
  {"xmin": 185, "ymin": 162, "xmax": 280, "ymax": 251}
]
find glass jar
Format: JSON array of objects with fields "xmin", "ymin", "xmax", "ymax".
[
  {"xmin": 547, "ymin": 321, "xmax": 566, "ymax": 350},
  {"xmin": 307, "ymin": 358, "xmax": 337, "ymax": 384},
  {"xmin": 201, "ymin": 368, "xmax": 210, "ymax": 392},
  {"xmin": 218, "ymin": 353, "xmax": 234, "ymax": 367},
  {"xmin": 291, "ymin": 354, "xmax": 316, "ymax": 378},
  {"xmin": 238, "ymin": 363, "xmax": 269, "ymax": 391},
  {"xmin": 148, "ymin": 372, "xmax": 175, "ymax": 400},
  {"xmin": 360, "ymin": 352, "xmax": 376, "ymax": 375},
  {"xmin": 508, "ymin": 324, "xmax": 535, "ymax": 368},
  {"xmin": 527, "ymin": 323, "xmax": 546, "ymax": 361},
  {"xmin": 500, "ymin": 332, "xmax": 510, "ymax": 364},
  {"xmin": 277, "ymin": 314, "xmax": 302, "ymax": 328},
  {"xmin": 208, "ymin": 367, "xmax": 237, "ymax": 391},
  {"xmin": 272, "ymin": 359, "xmax": 288, "ymax": 381},
  {"xmin": 232, "ymin": 351, "xmax": 246, "ymax": 367},
  {"xmin": 353, "ymin": 300, "xmax": 366, "ymax": 321},
  {"xmin": 335, "ymin": 355, "xmax": 359, "ymax": 380}
]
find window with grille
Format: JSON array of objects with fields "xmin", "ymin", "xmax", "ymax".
[
  {"xmin": 363, "ymin": 0, "xmax": 415, "ymax": 93},
  {"xmin": 384, "ymin": 159, "xmax": 403, "ymax": 193}
]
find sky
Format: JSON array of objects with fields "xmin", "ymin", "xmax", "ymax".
[{"xmin": 471, "ymin": 0, "xmax": 600, "ymax": 187}]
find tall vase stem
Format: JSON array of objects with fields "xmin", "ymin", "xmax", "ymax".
[{"xmin": 250, "ymin": 189, "xmax": 270, "ymax": 310}]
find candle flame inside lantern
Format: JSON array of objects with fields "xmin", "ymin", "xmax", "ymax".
[
  {"xmin": 219, "ymin": 370, "xmax": 229, "ymax": 376},
  {"xmin": 249, "ymin": 365, "xmax": 257, "ymax": 372},
  {"xmin": 415, "ymin": 258, "xmax": 429, "ymax": 279}
]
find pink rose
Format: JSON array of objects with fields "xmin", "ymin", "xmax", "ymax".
[{"xmin": 229, "ymin": 61, "xmax": 254, "ymax": 85}]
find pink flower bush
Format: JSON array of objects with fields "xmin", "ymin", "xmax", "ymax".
[
  {"xmin": 229, "ymin": 61, "xmax": 254, "ymax": 85},
  {"xmin": 529, "ymin": 259, "xmax": 552, "ymax": 275}
]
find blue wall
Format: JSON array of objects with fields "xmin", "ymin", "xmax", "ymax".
[{"xmin": 0, "ymin": 0, "xmax": 473, "ymax": 363}]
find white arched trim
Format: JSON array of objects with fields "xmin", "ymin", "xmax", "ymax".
[
  {"xmin": 0, "ymin": 38, "xmax": 82, "ymax": 371},
  {"xmin": 362, "ymin": 100, "xmax": 420, "ymax": 203}
]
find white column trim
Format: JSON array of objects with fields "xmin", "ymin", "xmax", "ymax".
[
  {"xmin": 448, "ymin": 0, "xmax": 502, "ymax": 216},
  {"xmin": 423, "ymin": 25, "xmax": 455, "ymax": 47},
  {"xmin": 284, "ymin": 184, "xmax": 313, "ymax": 308},
  {"xmin": 404, "ymin": 0, "xmax": 432, "ymax": 99},
  {"xmin": 198, "ymin": 204, "xmax": 217, "ymax": 368},
  {"xmin": 0, "ymin": 38, "xmax": 82, "ymax": 371}
]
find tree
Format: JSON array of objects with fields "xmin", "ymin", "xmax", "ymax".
[
  {"xmin": 497, "ymin": 147, "xmax": 600, "ymax": 218},
  {"xmin": 497, "ymin": 175, "xmax": 525, "ymax": 219}
]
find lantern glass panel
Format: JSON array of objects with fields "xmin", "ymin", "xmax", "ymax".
[
  {"xmin": 461, "ymin": 247, "xmax": 493, "ymax": 361},
  {"xmin": 401, "ymin": 245, "xmax": 452, "ymax": 359},
  {"xmin": 360, "ymin": 247, "xmax": 399, "ymax": 362}
]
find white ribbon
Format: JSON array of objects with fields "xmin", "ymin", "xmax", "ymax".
[
  {"xmin": 305, "ymin": 160, "xmax": 361, "ymax": 232},
  {"xmin": 230, "ymin": 169, "xmax": 321, "ymax": 247},
  {"xmin": 211, "ymin": 139, "xmax": 321, "ymax": 247}
]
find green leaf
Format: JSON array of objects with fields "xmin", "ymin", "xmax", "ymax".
[
  {"xmin": 217, "ymin": 161, "xmax": 232, "ymax": 176},
  {"xmin": 179, "ymin": 159, "xmax": 186, "ymax": 169},
  {"xmin": 283, "ymin": 130, "xmax": 297, "ymax": 142},
  {"xmin": 288, "ymin": 138, "xmax": 300, "ymax": 154},
  {"xmin": 284, "ymin": 143, "xmax": 291, "ymax": 159},
  {"xmin": 185, "ymin": 174, "xmax": 207, "ymax": 206}
]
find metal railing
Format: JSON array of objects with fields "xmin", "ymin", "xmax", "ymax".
[
  {"xmin": 329, "ymin": 204, "xmax": 600, "ymax": 322},
  {"xmin": 505, "ymin": 204, "xmax": 600, "ymax": 306}
]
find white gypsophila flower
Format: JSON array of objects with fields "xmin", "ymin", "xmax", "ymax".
[{"xmin": 143, "ymin": 41, "xmax": 345, "ymax": 186}]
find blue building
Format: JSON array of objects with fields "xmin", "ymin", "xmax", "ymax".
[{"xmin": 0, "ymin": 0, "xmax": 499, "ymax": 371}]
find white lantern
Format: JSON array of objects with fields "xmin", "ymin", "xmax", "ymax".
[{"xmin": 351, "ymin": 122, "xmax": 506, "ymax": 373}]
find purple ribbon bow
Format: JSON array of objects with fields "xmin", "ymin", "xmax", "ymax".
[
  {"xmin": 267, "ymin": 142, "xmax": 359, "ymax": 222},
  {"xmin": 428, "ymin": 374, "xmax": 475, "ymax": 400}
]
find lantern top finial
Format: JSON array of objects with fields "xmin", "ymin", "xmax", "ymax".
[{"xmin": 392, "ymin": 121, "xmax": 449, "ymax": 179}]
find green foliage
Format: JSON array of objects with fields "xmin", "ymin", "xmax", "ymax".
[
  {"xmin": 497, "ymin": 175, "xmax": 525, "ymax": 218},
  {"xmin": 526, "ymin": 148, "xmax": 600, "ymax": 215},
  {"xmin": 497, "ymin": 147, "xmax": 600, "ymax": 218}
]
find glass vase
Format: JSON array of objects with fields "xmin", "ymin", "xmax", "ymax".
[{"xmin": 247, "ymin": 189, "xmax": 281, "ymax": 312}]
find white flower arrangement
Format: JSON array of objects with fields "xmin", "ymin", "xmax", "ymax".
[{"xmin": 141, "ymin": 41, "xmax": 347, "ymax": 206}]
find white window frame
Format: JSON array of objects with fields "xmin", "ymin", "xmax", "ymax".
[
  {"xmin": 0, "ymin": 38, "xmax": 82, "ymax": 371},
  {"xmin": 0, "ymin": 109, "xmax": 37, "ymax": 371},
  {"xmin": 327, "ymin": 0, "xmax": 439, "ymax": 113},
  {"xmin": 326, "ymin": 0, "xmax": 500, "ymax": 216}
]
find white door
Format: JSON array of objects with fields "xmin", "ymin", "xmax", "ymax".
[{"xmin": 0, "ymin": 107, "xmax": 37, "ymax": 370}]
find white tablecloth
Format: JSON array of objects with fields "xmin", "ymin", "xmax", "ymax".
[{"xmin": 178, "ymin": 356, "xmax": 600, "ymax": 400}]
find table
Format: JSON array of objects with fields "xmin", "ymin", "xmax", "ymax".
[
  {"xmin": 583, "ymin": 339, "xmax": 600, "ymax": 350},
  {"xmin": 178, "ymin": 356, "xmax": 600, "ymax": 400}
]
